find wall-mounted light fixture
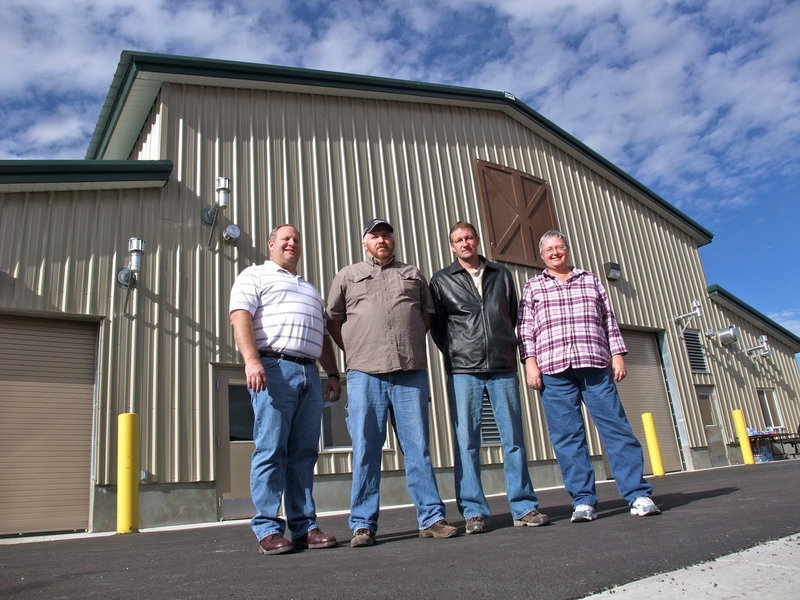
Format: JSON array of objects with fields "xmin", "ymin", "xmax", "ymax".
[
  {"xmin": 201, "ymin": 176, "xmax": 231, "ymax": 248},
  {"xmin": 222, "ymin": 224, "xmax": 241, "ymax": 243},
  {"xmin": 116, "ymin": 237, "xmax": 145, "ymax": 316},
  {"xmin": 604, "ymin": 262, "xmax": 621, "ymax": 281},
  {"xmin": 745, "ymin": 335, "xmax": 772, "ymax": 358},
  {"xmin": 673, "ymin": 299, "xmax": 702, "ymax": 335},
  {"xmin": 704, "ymin": 325, "xmax": 739, "ymax": 346}
]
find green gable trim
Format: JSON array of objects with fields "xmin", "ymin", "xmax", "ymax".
[
  {"xmin": 707, "ymin": 284, "xmax": 800, "ymax": 350},
  {"xmin": 86, "ymin": 50, "xmax": 712, "ymax": 243},
  {"xmin": 0, "ymin": 160, "xmax": 172, "ymax": 184}
]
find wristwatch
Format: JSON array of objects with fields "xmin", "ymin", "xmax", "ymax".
[{"xmin": 326, "ymin": 373, "xmax": 340, "ymax": 379}]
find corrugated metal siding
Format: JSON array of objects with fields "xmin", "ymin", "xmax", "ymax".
[{"xmin": 3, "ymin": 80, "xmax": 799, "ymax": 488}]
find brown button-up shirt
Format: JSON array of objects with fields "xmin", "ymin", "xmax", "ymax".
[{"xmin": 326, "ymin": 257, "xmax": 434, "ymax": 374}]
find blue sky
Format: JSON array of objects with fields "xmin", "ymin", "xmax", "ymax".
[{"xmin": 2, "ymin": 0, "xmax": 799, "ymax": 338}]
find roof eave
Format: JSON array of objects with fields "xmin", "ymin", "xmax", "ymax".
[
  {"xmin": 86, "ymin": 50, "xmax": 712, "ymax": 245},
  {"xmin": 707, "ymin": 284, "xmax": 800, "ymax": 352},
  {"xmin": 0, "ymin": 159, "xmax": 172, "ymax": 192}
]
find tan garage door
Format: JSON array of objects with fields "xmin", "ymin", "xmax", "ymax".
[
  {"xmin": 616, "ymin": 329, "xmax": 683, "ymax": 474},
  {"xmin": 0, "ymin": 315, "xmax": 97, "ymax": 535}
]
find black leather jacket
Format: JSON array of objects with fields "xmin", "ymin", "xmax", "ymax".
[{"xmin": 429, "ymin": 257, "xmax": 519, "ymax": 374}]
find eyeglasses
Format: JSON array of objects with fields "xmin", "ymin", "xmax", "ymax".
[{"xmin": 541, "ymin": 245, "xmax": 568, "ymax": 255}]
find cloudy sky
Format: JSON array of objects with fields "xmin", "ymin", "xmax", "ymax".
[{"xmin": 2, "ymin": 0, "xmax": 799, "ymax": 337}]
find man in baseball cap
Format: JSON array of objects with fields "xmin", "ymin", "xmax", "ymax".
[
  {"xmin": 362, "ymin": 218, "xmax": 393, "ymax": 237},
  {"xmin": 327, "ymin": 217, "xmax": 457, "ymax": 547}
]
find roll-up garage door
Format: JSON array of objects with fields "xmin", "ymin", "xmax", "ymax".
[
  {"xmin": 616, "ymin": 329, "xmax": 682, "ymax": 474},
  {"xmin": 0, "ymin": 315, "xmax": 97, "ymax": 535}
]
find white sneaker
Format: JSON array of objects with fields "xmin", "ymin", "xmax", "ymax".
[
  {"xmin": 630, "ymin": 496, "xmax": 661, "ymax": 517},
  {"xmin": 570, "ymin": 504, "xmax": 597, "ymax": 522}
]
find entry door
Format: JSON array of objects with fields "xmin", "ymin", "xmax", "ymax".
[
  {"xmin": 696, "ymin": 386, "xmax": 729, "ymax": 467},
  {"xmin": 616, "ymin": 330, "xmax": 683, "ymax": 474},
  {"xmin": 215, "ymin": 367, "xmax": 256, "ymax": 520}
]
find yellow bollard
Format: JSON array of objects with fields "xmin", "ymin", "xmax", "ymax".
[
  {"xmin": 117, "ymin": 412, "xmax": 139, "ymax": 533},
  {"xmin": 641, "ymin": 413, "xmax": 665, "ymax": 476},
  {"xmin": 732, "ymin": 409, "xmax": 755, "ymax": 465}
]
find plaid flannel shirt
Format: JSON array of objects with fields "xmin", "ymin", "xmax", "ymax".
[{"xmin": 518, "ymin": 268, "xmax": 627, "ymax": 375}]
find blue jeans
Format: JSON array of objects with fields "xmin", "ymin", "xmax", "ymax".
[
  {"xmin": 541, "ymin": 367, "xmax": 652, "ymax": 507},
  {"xmin": 249, "ymin": 356, "xmax": 323, "ymax": 541},
  {"xmin": 346, "ymin": 369, "xmax": 446, "ymax": 532},
  {"xmin": 448, "ymin": 373, "xmax": 540, "ymax": 519}
]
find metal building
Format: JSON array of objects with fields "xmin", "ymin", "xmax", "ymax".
[{"xmin": 2, "ymin": 51, "xmax": 799, "ymax": 535}]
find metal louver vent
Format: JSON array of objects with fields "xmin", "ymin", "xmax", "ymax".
[
  {"xmin": 480, "ymin": 391, "xmax": 501, "ymax": 445},
  {"xmin": 683, "ymin": 329, "xmax": 708, "ymax": 373}
]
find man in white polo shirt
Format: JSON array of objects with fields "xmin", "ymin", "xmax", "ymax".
[{"xmin": 230, "ymin": 224, "xmax": 342, "ymax": 556}]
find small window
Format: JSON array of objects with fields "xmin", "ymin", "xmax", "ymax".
[
  {"xmin": 228, "ymin": 385, "xmax": 254, "ymax": 441},
  {"xmin": 322, "ymin": 378, "xmax": 352, "ymax": 449},
  {"xmin": 757, "ymin": 389, "xmax": 782, "ymax": 430},
  {"xmin": 683, "ymin": 329, "xmax": 708, "ymax": 373},
  {"xmin": 475, "ymin": 159, "xmax": 558, "ymax": 268},
  {"xmin": 228, "ymin": 378, "xmax": 354, "ymax": 449},
  {"xmin": 480, "ymin": 391, "xmax": 501, "ymax": 445}
]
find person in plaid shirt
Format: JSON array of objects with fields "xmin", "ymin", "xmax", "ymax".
[{"xmin": 518, "ymin": 230, "xmax": 660, "ymax": 522}]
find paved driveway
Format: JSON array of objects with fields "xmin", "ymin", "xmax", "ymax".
[{"xmin": 2, "ymin": 460, "xmax": 799, "ymax": 599}]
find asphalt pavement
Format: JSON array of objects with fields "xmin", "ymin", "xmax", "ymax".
[{"xmin": 2, "ymin": 460, "xmax": 799, "ymax": 599}]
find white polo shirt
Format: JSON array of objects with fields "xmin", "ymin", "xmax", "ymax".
[{"xmin": 229, "ymin": 260, "xmax": 325, "ymax": 359}]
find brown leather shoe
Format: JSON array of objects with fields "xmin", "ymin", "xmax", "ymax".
[
  {"xmin": 350, "ymin": 528, "xmax": 376, "ymax": 548},
  {"xmin": 258, "ymin": 533, "xmax": 294, "ymax": 555},
  {"xmin": 465, "ymin": 516, "xmax": 486, "ymax": 534},
  {"xmin": 513, "ymin": 509, "xmax": 550, "ymax": 527},
  {"xmin": 419, "ymin": 519, "xmax": 459, "ymax": 538},
  {"xmin": 294, "ymin": 527, "xmax": 337, "ymax": 549}
]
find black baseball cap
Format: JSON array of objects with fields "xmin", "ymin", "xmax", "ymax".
[{"xmin": 362, "ymin": 218, "xmax": 394, "ymax": 237}]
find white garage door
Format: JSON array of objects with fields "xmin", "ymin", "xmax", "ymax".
[
  {"xmin": 0, "ymin": 315, "xmax": 97, "ymax": 535},
  {"xmin": 616, "ymin": 329, "xmax": 683, "ymax": 474}
]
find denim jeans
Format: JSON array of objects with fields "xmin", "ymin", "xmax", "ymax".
[
  {"xmin": 249, "ymin": 356, "xmax": 323, "ymax": 541},
  {"xmin": 448, "ymin": 372, "xmax": 540, "ymax": 520},
  {"xmin": 541, "ymin": 367, "xmax": 652, "ymax": 507},
  {"xmin": 346, "ymin": 369, "xmax": 446, "ymax": 532}
]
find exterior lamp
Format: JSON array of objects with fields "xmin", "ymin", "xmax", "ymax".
[
  {"xmin": 604, "ymin": 262, "xmax": 621, "ymax": 281},
  {"xmin": 201, "ymin": 176, "xmax": 231, "ymax": 248},
  {"xmin": 222, "ymin": 224, "xmax": 241, "ymax": 243},
  {"xmin": 673, "ymin": 299, "xmax": 702, "ymax": 336},
  {"xmin": 746, "ymin": 335, "xmax": 772, "ymax": 358},
  {"xmin": 116, "ymin": 237, "xmax": 145, "ymax": 316},
  {"xmin": 704, "ymin": 325, "xmax": 739, "ymax": 346}
]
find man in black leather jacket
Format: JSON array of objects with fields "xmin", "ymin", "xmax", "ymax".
[{"xmin": 430, "ymin": 221, "xmax": 549, "ymax": 535}]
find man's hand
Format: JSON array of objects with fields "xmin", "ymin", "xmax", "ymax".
[
  {"xmin": 325, "ymin": 376, "xmax": 342, "ymax": 403},
  {"xmin": 231, "ymin": 310, "xmax": 267, "ymax": 392},
  {"xmin": 611, "ymin": 354, "xmax": 627, "ymax": 382},
  {"xmin": 525, "ymin": 357, "xmax": 543, "ymax": 390},
  {"xmin": 245, "ymin": 358, "xmax": 267, "ymax": 392}
]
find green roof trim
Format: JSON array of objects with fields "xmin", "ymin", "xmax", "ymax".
[
  {"xmin": 707, "ymin": 284, "xmax": 800, "ymax": 350},
  {"xmin": 86, "ymin": 50, "xmax": 712, "ymax": 243},
  {"xmin": 0, "ymin": 160, "xmax": 172, "ymax": 184}
]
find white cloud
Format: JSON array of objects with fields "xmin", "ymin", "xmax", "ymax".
[
  {"xmin": 767, "ymin": 310, "xmax": 800, "ymax": 337},
  {"xmin": 1, "ymin": 0, "xmax": 798, "ymax": 337}
]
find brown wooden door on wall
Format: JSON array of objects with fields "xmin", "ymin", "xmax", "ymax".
[{"xmin": 475, "ymin": 159, "xmax": 558, "ymax": 269}]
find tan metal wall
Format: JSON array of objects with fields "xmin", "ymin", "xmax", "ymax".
[
  {"xmin": 135, "ymin": 81, "xmax": 797, "ymax": 470},
  {"xmin": 3, "ymin": 79, "xmax": 798, "ymax": 491}
]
